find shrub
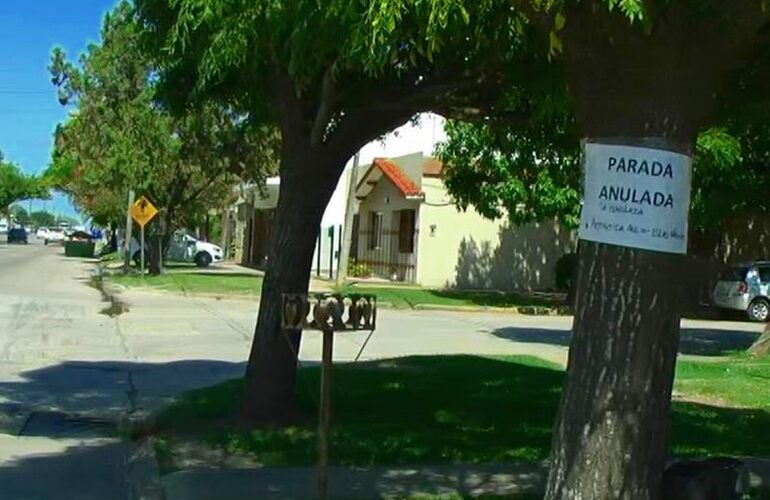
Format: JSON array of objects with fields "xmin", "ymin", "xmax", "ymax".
[
  {"xmin": 349, "ymin": 259, "xmax": 372, "ymax": 278},
  {"xmin": 555, "ymin": 252, "xmax": 578, "ymax": 292}
]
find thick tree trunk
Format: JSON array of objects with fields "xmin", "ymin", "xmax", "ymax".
[
  {"xmin": 147, "ymin": 215, "xmax": 172, "ymax": 275},
  {"xmin": 147, "ymin": 233, "xmax": 162, "ymax": 275},
  {"xmin": 748, "ymin": 324, "xmax": 770, "ymax": 357},
  {"xmin": 545, "ymin": 3, "xmax": 764, "ymax": 499},
  {"xmin": 546, "ymin": 238, "xmax": 684, "ymax": 499},
  {"xmin": 242, "ymin": 148, "xmax": 343, "ymax": 423}
]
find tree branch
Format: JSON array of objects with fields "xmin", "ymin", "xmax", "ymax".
[
  {"xmin": 325, "ymin": 69, "xmax": 513, "ymax": 159},
  {"xmin": 310, "ymin": 64, "xmax": 337, "ymax": 146},
  {"xmin": 270, "ymin": 68, "xmax": 308, "ymax": 147}
]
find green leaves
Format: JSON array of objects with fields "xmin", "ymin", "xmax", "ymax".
[
  {"xmin": 48, "ymin": 1, "xmax": 278, "ymax": 227},
  {"xmin": 0, "ymin": 160, "xmax": 49, "ymax": 216},
  {"xmin": 436, "ymin": 113, "xmax": 582, "ymax": 227}
]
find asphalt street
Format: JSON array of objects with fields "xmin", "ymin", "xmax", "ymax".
[{"xmin": 0, "ymin": 238, "xmax": 763, "ymax": 499}]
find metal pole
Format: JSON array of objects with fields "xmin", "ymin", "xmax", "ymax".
[
  {"xmin": 140, "ymin": 224, "xmax": 145, "ymax": 277},
  {"xmin": 123, "ymin": 190, "xmax": 135, "ymax": 272},
  {"xmin": 316, "ymin": 233, "xmax": 322, "ymax": 277},
  {"xmin": 336, "ymin": 225, "xmax": 342, "ymax": 280},
  {"xmin": 318, "ymin": 328, "xmax": 334, "ymax": 500},
  {"xmin": 328, "ymin": 226, "xmax": 334, "ymax": 280},
  {"xmin": 336, "ymin": 153, "xmax": 360, "ymax": 286},
  {"xmin": 157, "ymin": 218, "xmax": 163, "ymax": 275},
  {"xmin": 220, "ymin": 209, "xmax": 230, "ymax": 260}
]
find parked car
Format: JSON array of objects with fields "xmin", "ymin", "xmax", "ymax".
[
  {"xmin": 7, "ymin": 226, "xmax": 28, "ymax": 244},
  {"xmin": 36, "ymin": 227, "xmax": 50, "ymax": 239},
  {"xmin": 125, "ymin": 231, "xmax": 224, "ymax": 268},
  {"xmin": 44, "ymin": 228, "xmax": 66, "ymax": 245},
  {"xmin": 712, "ymin": 262, "xmax": 770, "ymax": 322},
  {"xmin": 0, "ymin": 222, "xmax": 8, "ymax": 235}
]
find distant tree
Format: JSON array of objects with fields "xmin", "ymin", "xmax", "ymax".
[
  {"xmin": 29, "ymin": 210, "xmax": 57, "ymax": 228},
  {"xmin": 47, "ymin": 1, "xmax": 278, "ymax": 273},
  {"xmin": 10, "ymin": 205, "xmax": 30, "ymax": 225},
  {"xmin": 0, "ymin": 156, "xmax": 49, "ymax": 220}
]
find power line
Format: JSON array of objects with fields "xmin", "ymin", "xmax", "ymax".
[{"xmin": 0, "ymin": 89, "xmax": 52, "ymax": 95}]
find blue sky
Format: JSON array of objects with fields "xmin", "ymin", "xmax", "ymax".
[{"xmin": 0, "ymin": 0, "xmax": 117, "ymax": 219}]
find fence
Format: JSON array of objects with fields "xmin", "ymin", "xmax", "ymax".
[
  {"xmin": 355, "ymin": 229, "xmax": 418, "ymax": 283},
  {"xmin": 313, "ymin": 225, "xmax": 342, "ymax": 279}
]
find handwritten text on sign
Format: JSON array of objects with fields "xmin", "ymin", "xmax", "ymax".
[{"xmin": 579, "ymin": 143, "xmax": 692, "ymax": 254}]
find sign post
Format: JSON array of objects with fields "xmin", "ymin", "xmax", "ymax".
[
  {"xmin": 281, "ymin": 293, "xmax": 377, "ymax": 500},
  {"xmin": 129, "ymin": 196, "xmax": 159, "ymax": 274}
]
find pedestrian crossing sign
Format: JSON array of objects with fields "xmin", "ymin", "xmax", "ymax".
[{"xmin": 130, "ymin": 196, "xmax": 158, "ymax": 227}]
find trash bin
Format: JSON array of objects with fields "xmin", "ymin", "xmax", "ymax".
[{"xmin": 65, "ymin": 241, "xmax": 95, "ymax": 258}]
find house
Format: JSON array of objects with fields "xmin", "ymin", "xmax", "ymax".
[
  {"xmin": 232, "ymin": 113, "xmax": 447, "ymax": 275},
  {"xmin": 353, "ymin": 152, "xmax": 576, "ymax": 290}
]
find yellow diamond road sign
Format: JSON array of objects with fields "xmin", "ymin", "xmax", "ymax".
[{"xmin": 130, "ymin": 196, "xmax": 158, "ymax": 227}]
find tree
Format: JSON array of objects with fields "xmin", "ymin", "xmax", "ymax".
[
  {"xmin": 436, "ymin": 118, "xmax": 759, "ymax": 234},
  {"xmin": 136, "ymin": 0, "xmax": 542, "ymax": 423},
  {"xmin": 400, "ymin": 1, "xmax": 770, "ymax": 498},
  {"xmin": 0, "ymin": 156, "xmax": 48, "ymax": 220},
  {"xmin": 47, "ymin": 1, "xmax": 278, "ymax": 273},
  {"xmin": 28, "ymin": 210, "xmax": 57, "ymax": 228},
  {"xmin": 10, "ymin": 205, "xmax": 30, "ymax": 226},
  {"xmin": 436, "ymin": 109, "xmax": 581, "ymax": 228}
]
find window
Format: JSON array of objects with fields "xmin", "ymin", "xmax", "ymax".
[
  {"xmin": 398, "ymin": 209, "xmax": 416, "ymax": 253},
  {"xmin": 720, "ymin": 267, "xmax": 748, "ymax": 281},
  {"xmin": 369, "ymin": 211, "xmax": 382, "ymax": 249},
  {"xmin": 759, "ymin": 267, "xmax": 770, "ymax": 283}
]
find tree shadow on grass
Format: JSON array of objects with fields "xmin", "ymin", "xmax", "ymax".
[
  {"xmin": 154, "ymin": 355, "xmax": 770, "ymax": 471},
  {"xmin": 491, "ymin": 326, "xmax": 761, "ymax": 356},
  {"xmin": 0, "ymin": 356, "xmax": 767, "ymax": 498}
]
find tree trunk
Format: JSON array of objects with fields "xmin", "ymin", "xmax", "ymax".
[
  {"xmin": 545, "ymin": 3, "xmax": 764, "ymax": 499},
  {"xmin": 147, "ymin": 212, "xmax": 174, "ymax": 275},
  {"xmin": 546, "ymin": 239, "xmax": 684, "ymax": 500},
  {"xmin": 242, "ymin": 147, "xmax": 343, "ymax": 423},
  {"xmin": 748, "ymin": 324, "xmax": 770, "ymax": 357}
]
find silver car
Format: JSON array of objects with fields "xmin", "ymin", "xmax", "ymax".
[{"xmin": 712, "ymin": 262, "xmax": 770, "ymax": 322}]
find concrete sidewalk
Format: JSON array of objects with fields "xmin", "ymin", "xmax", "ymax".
[
  {"xmin": 161, "ymin": 462, "xmax": 546, "ymax": 500},
  {"xmin": 152, "ymin": 457, "xmax": 770, "ymax": 499}
]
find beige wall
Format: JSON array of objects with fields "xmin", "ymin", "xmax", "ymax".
[{"xmin": 416, "ymin": 178, "xmax": 576, "ymax": 290}]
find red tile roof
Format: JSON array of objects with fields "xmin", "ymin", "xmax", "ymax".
[
  {"xmin": 422, "ymin": 157, "xmax": 443, "ymax": 177},
  {"xmin": 372, "ymin": 158, "xmax": 422, "ymax": 197}
]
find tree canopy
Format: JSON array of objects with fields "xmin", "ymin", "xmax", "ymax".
[
  {"xmin": 134, "ymin": 0, "xmax": 557, "ymax": 422},
  {"xmin": 47, "ymin": 1, "xmax": 279, "ymax": 229},
  {"xmin": 0, "ymin": 156, "xmax": 49, "ymax": 218},
  {"xmin": 435, "ymin": 117, "xmax": 770, "ymax": 233}
]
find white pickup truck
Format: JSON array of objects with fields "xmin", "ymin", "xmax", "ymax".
[{"xmin": 126, "ymin": 231, "xmax": 224, "ymax": 267}]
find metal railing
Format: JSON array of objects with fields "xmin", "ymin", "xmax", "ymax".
[{"xmin": 356, "ymin": 229, "xmax": 418, "ymax": 282}]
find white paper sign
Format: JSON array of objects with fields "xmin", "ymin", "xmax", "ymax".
[{"xmin": 579, "ymin": 143, "xmax": 692, "ymax": 254}]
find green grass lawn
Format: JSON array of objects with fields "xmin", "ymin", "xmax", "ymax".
[
  {"xmin": 110, "ymin": 271, "xmax": 263, "ymax": 296},
  {"xmin": 148, "ymin": 354, "xmax": 770, "ymax": 469},
  {"xmin": 337, "ymin": 284, "xmax": 565, "ymax": 310},
  {"xmin": 99, "ymin": 251, "xmax": 120, "ymax": 262},
  {"xmin": 675, "ymin": 354, "xmax": 770, "ymax": 408}
]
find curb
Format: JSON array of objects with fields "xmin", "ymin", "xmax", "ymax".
[{"xmin": 410, "ymin": 303, "xmax": 572, "ymax": 316}]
